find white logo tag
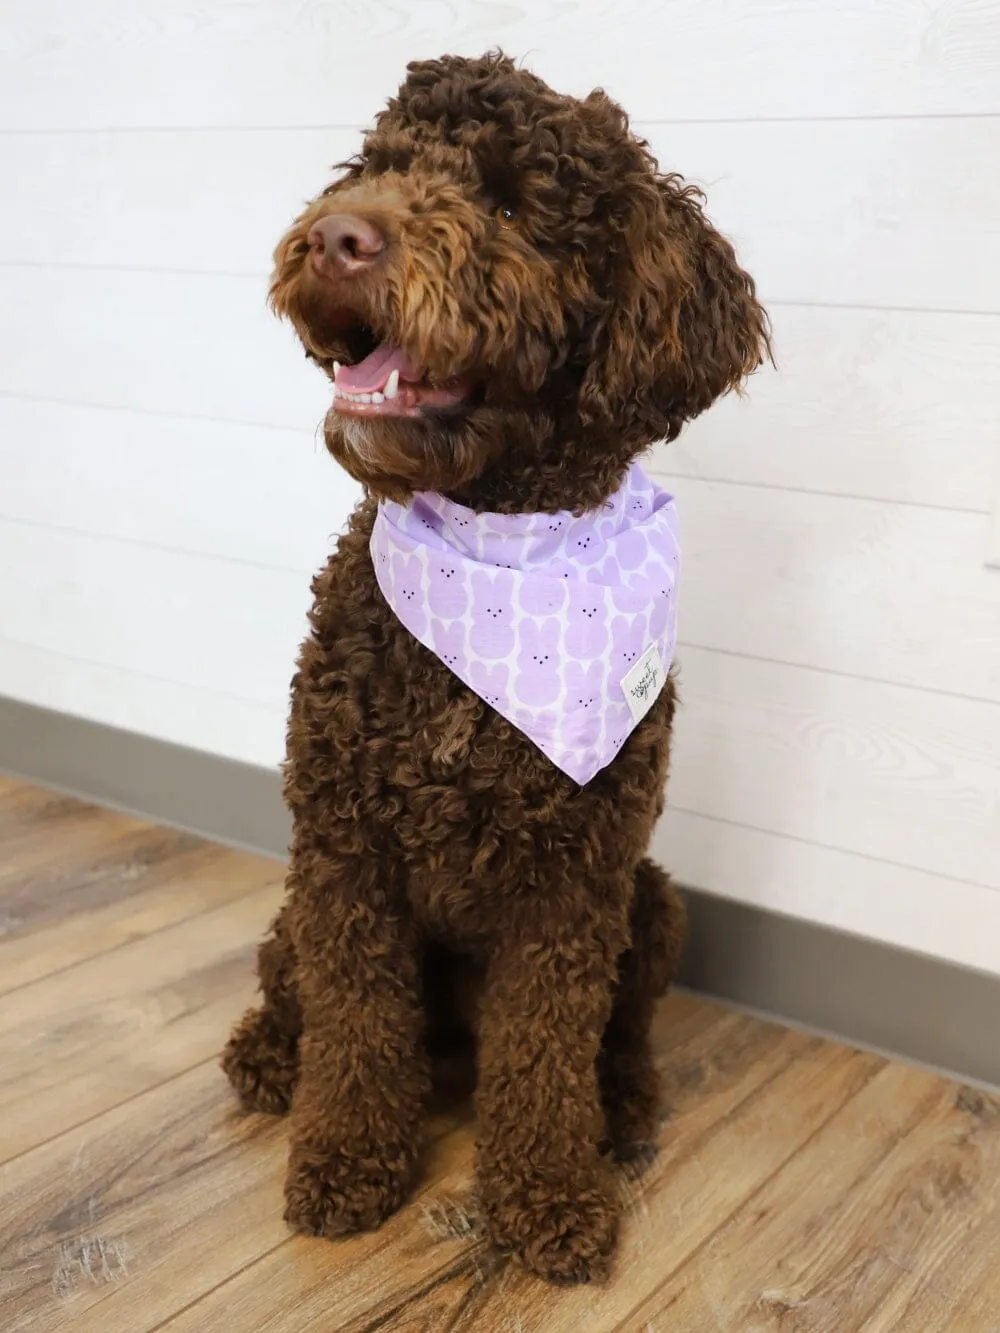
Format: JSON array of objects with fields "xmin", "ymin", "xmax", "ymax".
[{"xmin": 621, "ymin": 643, "xmax": 666, "ymax": 724}]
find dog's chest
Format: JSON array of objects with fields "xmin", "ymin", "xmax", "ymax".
[
  {"xmin": 292, "ymin": 519, "xmax": 671, "ymax": 932},
  {"xmin": 302, "ymin": 527, "xmax": 543, "ymax": 787}
]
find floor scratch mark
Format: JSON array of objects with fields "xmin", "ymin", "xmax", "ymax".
[{"xmin": 51, "ymin": 1235, "xmax": 133, "ymax": 1299}]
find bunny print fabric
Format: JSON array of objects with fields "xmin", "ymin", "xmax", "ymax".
[{"xmin": 370, "ymin": 464, "xmax": 680, "ymax": 784}]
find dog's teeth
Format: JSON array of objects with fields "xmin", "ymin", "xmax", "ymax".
[
  {"xmin": 360, "ymin": 393, "xmax": 372, "ymax": 403},
  {"xmin": 384, "ymin": 369, "xmax": 399, "ymax": 400},
  {"xmin": 371, "ymin": 391, "xmax": 384, "ymax": 404},
  {"xmin": 333, "ymin": 360, "xmax": 341, "ymax": 378}
]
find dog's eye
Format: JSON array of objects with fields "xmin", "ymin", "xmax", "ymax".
[{"xmin": 495, "ymin": 204, "xmax": 517, "ymax": 229}]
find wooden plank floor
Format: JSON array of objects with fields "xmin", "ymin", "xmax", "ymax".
[{"xmin": 1, "ymin": 776, "xmax": 998, "ymax": 1333}]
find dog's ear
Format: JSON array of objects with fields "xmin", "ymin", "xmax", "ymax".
[{"xmin": 580, "ymin": 154, "xmax": 771, "ymax": 442}]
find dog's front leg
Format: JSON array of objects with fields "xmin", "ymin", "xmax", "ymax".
[
  {"xmin": 222, "ymin": 898, "xmax": 302, "ymax": 1114},
  {"xmin": 282, "ymin": 840, "xmax": 429, "ymax": 1237},
  {"xmin": 475, "ymin": 890, "xmax": 629, "ymax": 1283}
]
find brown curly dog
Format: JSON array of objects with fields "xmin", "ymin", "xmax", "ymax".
[{"xmin": 222, "ymin": 51, "xmax": 769, "ymax": 1283}]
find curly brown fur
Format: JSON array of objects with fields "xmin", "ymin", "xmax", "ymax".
[
  {"xmin": 224, "ymin": 51, "xmax": 768, "ymax": 1283},
  {"xmin": 222, "ymin": 900, "xmax": 301, "ymax": 1114}
]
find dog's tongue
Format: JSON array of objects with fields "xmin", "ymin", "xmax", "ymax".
[{"xmin": 336, "ymin": 344, "xmax": 423, "ymax": 393}]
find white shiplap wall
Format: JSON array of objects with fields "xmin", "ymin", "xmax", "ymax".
[{"xmin": 2, "ymin": 2, "xmax": 999, "ymax": 974}]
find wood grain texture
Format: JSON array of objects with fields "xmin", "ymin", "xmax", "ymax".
[
  {"xmin": 0, "ymin": 1058, "xmax": 471, "ymax": 1333},
  {"xmin": 443, "ymin": 1038, "xmax": 882, "ymax": 1333},
  {"xmin": 989, "ymin": 487, "xmax": 1000, "ymax": 568},
  {"xmin": 157, "ymin": 1002, "xmax": 826, "ymax": 1332},
  {"xmin": 671, "ymin": 478, "xmax": 1000, "ymax": 703},
  {"xmin": 3, "ymin": 118, "xmax": 1000, "ymax": 314},
  {"xmin": 0, "ymin": 520, "xmax": 311, "ymax": 709},
  {"xmin": 0, "ymin": 1061, "xmax": 290, "ymax": 1333},
  {"xmin": 0, "ymin": 266, "xmax": 327, "ymax": 432},
  {"xmin": 3, "ymin": 782, "xmax": 999, "ymax": 1333},
  {"xmin": 0, "ymin": 874, "xmax": 282, "ymax": 1163},
  {"xmin": 652, "ymin": 306, "xmax": 1000, "ymax": 513},
  {"xmin": 655, "ymin": 809, "xmax": 1000, "ymax": 977},
  {"xmin": 4, "ymin": 307, "xmax": 998, "ymax": 566},
  {"xmin": 670, "ymin": 647, "xmax": 1000, "ymax": 895},
  {"xmin": 0, "ymin": 832, "xmax": 281, "ymax": 996},
  {"xmin": 0, "ymin": 399, "xmax": 361, "ymax": 574},
  {"xmin": 0, "ymin": 128, "xmax": 357, "ymax": 275},
  {"xmin": 2, "ymin": 0, "xmax": 997, "ymax": 130},
  {"xmin": 625, "ymin": 1066, "xmax": 1000, "ymax": 1332},
  {"xmin": 647, "ymin": 117, "xmax": 1000, "ymax": 314}
]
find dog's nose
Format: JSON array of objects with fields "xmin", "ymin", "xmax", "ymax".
[{"xmin": 307, "ymin": 213, "xmax": 385, "ymax": 274}]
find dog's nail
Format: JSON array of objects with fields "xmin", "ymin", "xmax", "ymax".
[{"xmin": 384, "ymin": 369, "xmax": 399, "ymax": 400}]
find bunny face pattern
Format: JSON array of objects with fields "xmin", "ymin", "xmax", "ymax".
[
  {"xmin": 566, "ymin": 658, "xmax": 604, "ymax": 709},
  {"xmin": 517, "ymin": 618, "xmax": 562, "ymax": 707},
  {"xmin": 427, "ymin": 554, "xmax": 469, "ymax": 619},
  {"xmin": 470, "ymin": 569, "xmax": 517, "ymax": 659},
  {"xmin": 565, "ymin": 584, "xmax": 607, "ymax": 659},
  {"xmin": 468, "ymin": 659, "xmax": 509, "ymax": 708},
  {"xmin": 370, "ymin": 464, "xmax": 680, "ymax": 785},
  {"xmin": 390, "ymin": 553, "xmax": 428, "ymax": 638},
  {"xmin": 429, "ymin": 618, "xmax": 466, "ymax": 670}
]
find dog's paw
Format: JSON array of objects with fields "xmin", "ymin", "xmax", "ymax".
[
  {"xmin": 221, "ymin": 1007, "xmax": 299, "ymax": 1115},
  {"xmin": 485, "ymin": 1173, "xmax": 619, "ymax": 1283},
  {"xmin": 599, "ymin": 1054, "xmax": 662, "ymax": 1168},
  {"xmin": 283, "ymin": 1140, "xmax": 417, "ymax": 1238},
  {"xmin": 609, "ymin": 1136, "xmax": 660, "ymax": 1176}
]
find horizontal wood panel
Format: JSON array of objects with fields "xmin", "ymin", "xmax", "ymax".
[
  {"xmin": 654, "ymin": 810, "xmax": 1000, "ymax": 975},
  {"xmin": 671, "ymin": 479, "xmax": 1000, "ymax": 702},
  {"xmin": 651, "ymin": 305, "xmax": 1000, "ymax": 512},
  {"xmin": 645, "ymin": 117, "xmax": 1000, "ymax": 313},
  {"xmin": 0, "ymin": 399, "xmax": 360, "ymax": 572},
  {"xmin": 8, "ymin": 582, "xmax": 997, "ymax": 896},
  {"xmin": 2, "ymin": 0, "xmax": 997, "ymax": 129},
  {"xmin": 0, "ymin": 522, "xmax": 309, "ymax": 708},
  {"xmin": 0, "ymin": 128, "xmax": 355, "ymax": 276},
  {"xmin": 0, "ymin": 636, "xmax": 286, "ymax": 768},
  {"xmin": 8, "ymin": 407, "xmax": 998, "ymax": 703},
  {"xmin": 3, "ymin": 118, "xmax": 999, "ymax": 312},
  {"xmin": 3, "ymin": 286, "xmax": 999, "ymax": 487},
  {"xmin": 669, "ymin": 647, "xmax": 1000, "ymax": 892},
  {"xmin": 0, "ymin": 266, "xmax": 329, "ymax": 430},
  {"xmin": 5, "ymin": 307, "xmax": 998, "ymax": 519}
]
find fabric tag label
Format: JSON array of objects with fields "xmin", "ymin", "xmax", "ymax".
[{"xmin": 621, "ymin": 643, "xmax": 666, "ymax": 724}]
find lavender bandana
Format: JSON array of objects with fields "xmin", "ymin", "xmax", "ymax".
[{"xmin": 370, "ymin": 464, "xmax": 680, "ymax": 785}]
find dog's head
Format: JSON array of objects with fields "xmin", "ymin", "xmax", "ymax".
[{"xmin": 271, "ymin": 52, "xmax": 770, "ymax": 509}]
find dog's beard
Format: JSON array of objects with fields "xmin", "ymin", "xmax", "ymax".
[
  {"xmin": 338, "ymin": 416, "xmax": 380, "ymax": 468},
  {"xmin": 325, "ymin": 398, "xmax": 556, "ymax": 510},
  {"xmin": 324, "ymin": 408, "xmax": 489, "ymax": 501}
]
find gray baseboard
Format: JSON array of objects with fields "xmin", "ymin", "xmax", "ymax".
[
  {"xmin": 2, "ymin": 693, "xmax": 997, "ymax": 1088},
  {"xmin": 0, "ymin": 696, "xmax": 291, "ymax": 858}
]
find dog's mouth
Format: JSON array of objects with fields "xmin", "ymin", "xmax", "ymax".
[{"xmin": 326, "ymin": 312, "xmax": 472, "ymax": 420}]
